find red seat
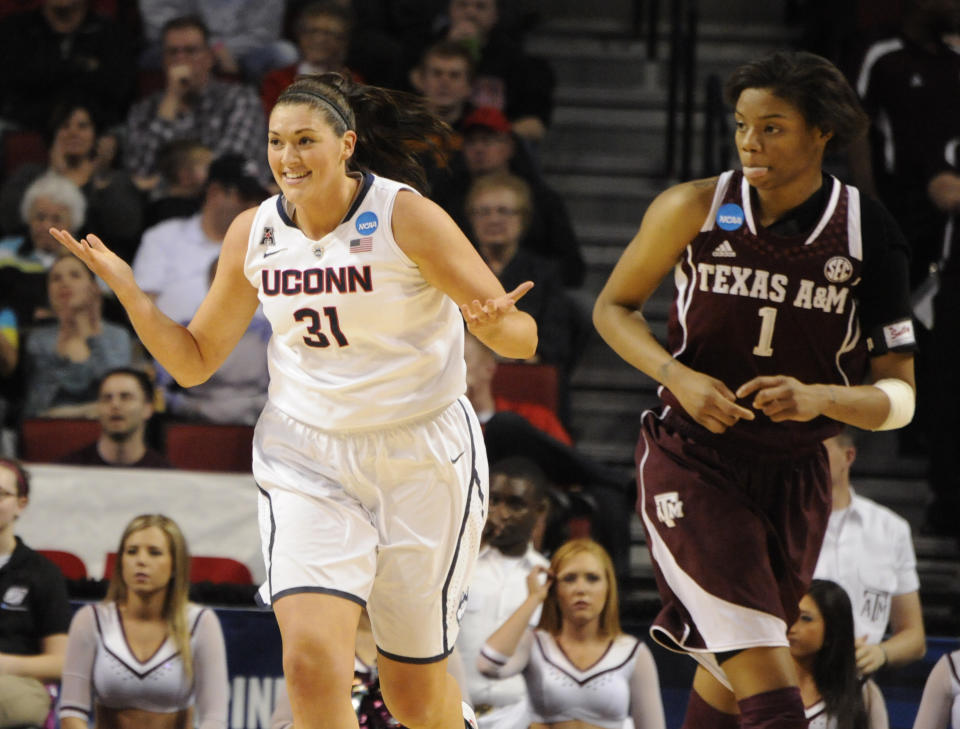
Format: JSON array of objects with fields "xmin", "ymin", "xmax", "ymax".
[
  {"xmin": 491, "ymin": 362, "xmax": 559, "ymax": 414},
  {"xmin": 2, "ymin": 129, "xmax": 48, "ymax": 177},
  {"xmin": 20, "ymin": 418, "xmax": 100, "ymax": 463},
  {"xmin": 103, "ymin": 553, "xmax": 253, "ymax": 584},
  {"xmin": 37, "ymin": 550, "xmax": 88, "ymax": 580},
  {"xmin": 164, "ymin": 422, "xmax": 254, "ymax": 472}
]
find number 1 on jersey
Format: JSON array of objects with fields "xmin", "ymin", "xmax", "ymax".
[{"xmin": 753, "ymin": 306, "xmax": 776, "ymax": 357}]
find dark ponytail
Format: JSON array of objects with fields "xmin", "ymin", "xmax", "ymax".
[
  {"xmin": 275, "ymin": 73, "xmax": 453, "ymax": 195},
  {"xmin": 807, "ymin": 580, "xmax": 869, "ymax": 729}
]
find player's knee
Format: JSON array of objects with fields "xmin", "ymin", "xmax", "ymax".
[
  {"xmin": 380, "ymin": 690, "xmax": 441, "ymax": 728},
  {"xmin": 282, "ymin": 639, "xmax": 353, "ymax": 698},
  {"xmin": 380, "ymin": 676, "xmax": 446, "ymax": 728}
]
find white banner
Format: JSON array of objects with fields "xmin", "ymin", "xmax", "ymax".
[{"xmin": 17, "ymin": 464, "xmax": 264, "ymax": 584}]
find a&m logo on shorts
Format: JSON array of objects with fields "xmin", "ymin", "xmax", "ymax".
[
  {"xmin": 654, "ymin": 492, "xmax": 684, "ymax": 528},
  {"xmin": 824, "ymin": 256, "xmax": 853, "ymax": 283},
  {"xmin": 716, "ymin": 203, "xmax": 745, "ymax": 231}
]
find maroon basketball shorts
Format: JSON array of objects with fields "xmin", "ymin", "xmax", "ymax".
[{"xmin": 634, "ymin": 408, "xmax": 830, "ymax": 684}]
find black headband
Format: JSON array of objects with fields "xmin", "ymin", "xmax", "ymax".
[{"xmin": 294, "ymin": 89, "xmax": 353, "ymax": 131}]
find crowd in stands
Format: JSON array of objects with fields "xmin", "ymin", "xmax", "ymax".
[{"xmin": 0, "ymin": 1, "xmax": 957, "ymax": 728}]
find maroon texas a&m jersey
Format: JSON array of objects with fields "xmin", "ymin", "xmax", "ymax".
[{"xmin": 660, "ymin": 170, "xmax": 914, "ymax": 452}]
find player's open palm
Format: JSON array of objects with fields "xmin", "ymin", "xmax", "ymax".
[
  {"xmin": 671, "ymin": 366, "xmax": 755, "ymax": 433},
  {"xmin": 48, "ymin": 229, "xmax": 137, "ymax": 299}
]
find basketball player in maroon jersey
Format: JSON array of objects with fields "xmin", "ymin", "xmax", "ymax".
[{"xmin": 593, "ymin": 51, "xmax": 916, "ymax": 729}]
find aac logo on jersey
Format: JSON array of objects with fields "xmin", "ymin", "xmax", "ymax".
[
  {"xmin": 260, "ymin": 226, "xmax": 275, "ymax": 247},
  {"xmin": 716, "ymin": 203, "xmax": 745, "ymax": 231},
  {"xmin": 356, "ymin": 211, "xmax": 378, "ymax": 235},
  {"xmin": 823, "ymin": 256, "xmax": 853, "ymax": 283}
]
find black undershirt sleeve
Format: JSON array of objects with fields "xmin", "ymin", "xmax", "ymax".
[{"xmin": 856, "ymin": 193, "xmax": 916, "ymax": 355}]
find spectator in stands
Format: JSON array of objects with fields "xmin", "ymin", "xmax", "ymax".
[
  {"xmin": 143, "ymin": 139, "xmax": 213, "ymax": 229},
  {"xmin": 59, "ymin": 513, "xmax": 229, "ymax": 729},
  {"xmin": 465, "ymin": 171, "xmax": 585, "ymax": 387},
  {"xmin": 465, "ymin": 330, "xmax": 632, "ymax": 577},
  {"xmin": 22, "ymin": 255, "xmax": 132, "ymax": 418},
  {"xmin": 0, "ymin": 100, "xmax": 143, "ymax": 263},
  {"xmin": 430, "ymin": 0, "xmax": 555, "ymax": 145},
  {"xmin": 813, "ymin": 430, "xmax": 926, "ymax": 673},
  {"xmin": 0, "ymin": 0, "xmax": 136, "ymax": 132},
  {"xmin": 124, "ymin": 15, "xmax": 267, "ymax": 192},
  {"xmin": 0, "ymin": 308, "xmax": 17, "ymax": 456},
  {"xmin": 133, "ymin": 153, "xmax": 269, "ymax": 325},
  {"xmin": 455, "ymin": 455, "xmax": 549, "ymax": 729},
  {"xmin": 464, "ymin": 331, "xmax": 570, "ymax": 444},
  {"xmin": 436, "ymin": 107, "xmax": 583, "ymax": 287},
  {"xmin": 0, "ymin": 457, "xmax": 71, "ymax": 729},
  {"xmin": 0, "ymin": 171, "xmax": 84, "ymax": 271},
  {"xmin": 261, "ymin": 1, "xmax": 359, "ymax": 115},
  {"xmin": 478, "ymin": 538, "xmax": 667, "ymax": 729},
  {"xmin": 137, "ymin": 0, "xmax": 298, "ymax": 83},
  {"xmin": 58, "ymin": 368, "xmax": 170, "ymax": 468},
  {"xmin": 155, "ymin": 258, "xmax": 270, "ymax": 426},
  {"xmin": 912, "ymin": 643, "xmax": 960, "ymax": 728},
  {"xmin": 918, "ymin": 94, "xmax": 960, "ymax": 540},
  {"xmin": 412, "ymin": 40, "xmax": 477, "ymax": 131},
  {"xmin": 789, "ymin": 579, "xmax": 889, "ymax": 728}
]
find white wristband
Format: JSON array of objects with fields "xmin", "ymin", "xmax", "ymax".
[{"xmin": 871, "ymin": 378, "xmax": 915, "ymax": 431}]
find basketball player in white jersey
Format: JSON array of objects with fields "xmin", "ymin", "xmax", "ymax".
[{"xmin": 51, "ymin": 72, "xmax": 537, "ymax": 729}]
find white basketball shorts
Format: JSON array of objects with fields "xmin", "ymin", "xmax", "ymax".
[{"xmin": 252, "ymin": 396, "xmax": 488, "ymax": 662}]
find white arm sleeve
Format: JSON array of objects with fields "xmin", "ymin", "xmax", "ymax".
[
  {"xmin": 863, "ymin": 679, "xmax": 889, "ymax": 729},
  {"xmin": 58, "ymin": 605, "xmax": 97, "ymax": 723},
  {"xmin": 630, "ymin": 642, "xmax": 667, "ymax": 729},
  {"xmin": 912, "ymin": 656, "xmax": 953, "ymax": 729},
  {"xmin": 477, "ymin": 629, "xmax": 534, "ymax": 678},
  {"xmin": 193, "ymin": 608, "xmax": 230, "ymax": 729}
]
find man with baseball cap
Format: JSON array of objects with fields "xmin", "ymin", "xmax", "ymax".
[{"xmin": 132, "ymin": 153, "xmax": 269, "ymax": 324}]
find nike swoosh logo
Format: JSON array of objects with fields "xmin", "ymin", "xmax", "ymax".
[
  {"xmin": 263, "ymin": 248, "xmax": 288, "ymax": 258},
  {"xmin": 451, "ymin": 451, "xmax": 465, "ymax": 464}
]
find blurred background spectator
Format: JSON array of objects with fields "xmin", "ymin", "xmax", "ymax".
[
  {"xmin": 143, "ymin": 139, "xmax": 213, "ymax": 229},
  {"xmin": 58, "ymin": 368, "xmax": 171, "ymax": 468},
  {"xmin": 21, "ymin": 255, "xmax": 132, "ymax": 419},
  {"xmin": 0, "ymin": 172, "xmax": 85, "ymax": 327},
  {"xmin": 0, "ymin": 0, "xmax": 136, "ymax": 133},
  {"xmin": 136, "ymin": 0, "xmax": 297, "ymax": 83},
  {"xmin": 0, "ymin": 458, "xmax": 70, "ymax": 729},
  {"xmin": 124, "ymin": 14, "xmax": 267, "ymax": 191},
  {"xmin": 261, "ymin": 1, "xmax": 360, "ymax": 115},
  {"xmin": 0, "ymin": 100, "xmax": 143, "ymax": 263}
]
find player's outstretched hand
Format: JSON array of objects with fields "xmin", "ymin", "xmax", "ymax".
[
  {"xmin": 736, "ymin": 375, "xmax": 824, "ymax": 423},
  {"xmin": 460, "ymin": 281, "xmax": 534, "ymax": 333},
  {"xmin": 669, "ymin": 365, "xmax": 755, "ymax": 434},
  {"xmin": 48, "ymin": 228, "xmax": 137, "ymax": 298}
]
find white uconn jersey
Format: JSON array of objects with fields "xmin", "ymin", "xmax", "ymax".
[{"xmin": 244, "ymin": 172, "xmax": 465, "ymax": 431}]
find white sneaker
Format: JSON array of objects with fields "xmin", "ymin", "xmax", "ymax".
[{"xmin": 462, "ymin": 701, "xmax": 478, "ymax": 729}]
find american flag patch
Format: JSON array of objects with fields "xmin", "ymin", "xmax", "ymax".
[{"xmin": 350, "ymin": 237, "xmax": 373, "ymax": 253}]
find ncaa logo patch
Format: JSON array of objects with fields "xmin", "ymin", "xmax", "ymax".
[
  {"xmin": 716, "ymin": 203, "xmax": 744, "ymax": 231},
  {"xmin": 824, "ymin": 256, "xmax": 853, "ymax": 283},
  {"xmin": 355, "ymin": 211, "xmax": 378, "ymax": 235}
]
